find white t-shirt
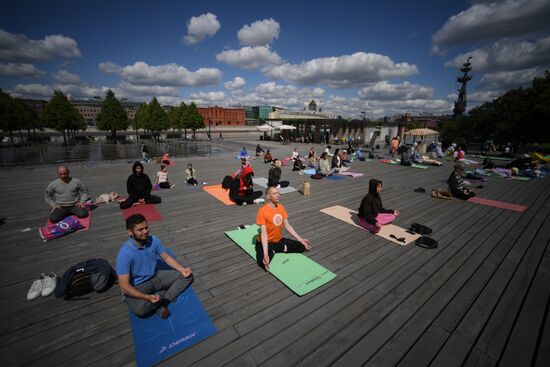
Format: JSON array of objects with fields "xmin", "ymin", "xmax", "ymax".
[{"xmin": 156, "ymin": 171, "xmax": 168, "ymax": 183}]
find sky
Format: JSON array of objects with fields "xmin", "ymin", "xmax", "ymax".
[{"xmin": 1, "ymin": 0, "xmax": 549, "ymax": 118}]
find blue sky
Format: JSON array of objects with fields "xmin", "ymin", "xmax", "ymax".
[{"xmin": 1, "ymin": 0, "xmax": 549, "ymax": 118}]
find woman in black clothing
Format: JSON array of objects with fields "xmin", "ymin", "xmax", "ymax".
[
  {"xmin": 357, "ymin": 179, "xmax": 399, "ymax": 233},
  {"xmin": 268, "ymin": 159, "xmax": 289, "ymax": 187},
  {"xmin": 119, "ymin": 162, "xmax": 161, "ymax": 209}
]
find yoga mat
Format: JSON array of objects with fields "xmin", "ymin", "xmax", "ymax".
[
  {"xmin": 45, "ymin": 212, "xmax": 91, "ymax": 230},
  {"xmin": 122, "ymin": 204, "xmax": 164, "ymax": 222},
  {"xmin": 467, "ymin": 197, "xmax": 527, "ymax": 213},
  {"xmin": 337, "ymin": 172, "xmax": 364, "ymax": 178},
  {"xmin": 202, "ymin": 184, "xmax": 235, "ymax": 206},
  {"xmin": 253, "ymin": 177, "xmax": 298, "ymax": 194},
  {"xmin": 303, "ymin": 169, "xmax": 316, "ymax": 175},
  {"xmin": 225, "ymin": 225, "xmax": 336, "ymax": 296},
  {"xmin": 326, "ymin": 175, "xmax": 345, "ymax": 181},
  {"xmin": 384, "ymin": 160, "xmax": 428, "ymax": 169},
  {"xmin": 129, "ymin": 248, "xmax": 216, "ymax": 367},
  {"xmin": 478, "ymin": 155, "xmax": 512, "ymax": 161},
  {"xmin": 320, "ymin": 205, "xmax": 420, "ymax": 246}
]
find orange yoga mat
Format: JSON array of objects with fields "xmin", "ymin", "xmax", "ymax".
[{"xmin": 202, "ymin": 184, "xmax": 235, "ymax": 206}]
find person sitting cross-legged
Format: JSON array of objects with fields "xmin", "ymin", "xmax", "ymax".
[
  {"xmin": 116, "ymin": 214, "xmax": 193, "ymax": 318},
  {"xmin": 357, "ymin": 179, "xmax": 400, "ymax": 234},
  {"xmin": 119, "ymin": 162, "xmax": 161, "ymax": 209},
  {"xmin": 45, "ymin": 165, "xmax": 90, "ymax": 223},
  {"xmin": 255, "ymin": 186, "xmax": 311, "ymax": 271}
]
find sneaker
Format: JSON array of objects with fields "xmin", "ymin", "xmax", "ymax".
[
  {"xmin": 253, "ymin": 198, "xmax": 265, "ymax": 204},
  {"xmin": 27, "ymin": 274, "xmax": 45, "ymax": 301},
  {"xmin": 276, "ymin": 184, "xmax": 281, "ymax": 189},
  {"xmin": 241, "ymin": 202, "xmax": 247, "ymax": 206},
  {"xmin": 41, "ymin": 272, "xmax": 57, "ymax": 297}
]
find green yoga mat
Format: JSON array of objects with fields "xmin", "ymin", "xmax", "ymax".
[{"xmin": 225, "ymin": 225, "xmax": 336, "ymax": 296}]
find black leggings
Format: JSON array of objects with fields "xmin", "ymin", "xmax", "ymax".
[
  {"xmin": 187, "ymin": 178, "xmax": 198, "ymax": 185},
  {"xmin": 255, "ymin": 238, "xmax": 305, "ymax": 270},
  {"xmin": 452, "ymin": 190, "xmax": 475, "ymax": 200},
  {"xmin": 230, "ymin": 191, "xmax": 262, "ymax": 205},
  {"xmin": 119, "ymin": 194, "xmax": 161, "ymax": 209},
  {"xmin": 159, "ymin": 182, "xmax": 171, "ymax": 189}
]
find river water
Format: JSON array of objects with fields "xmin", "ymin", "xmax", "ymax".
[{"xmin": 0, "ymin": 140, "xmax": 227, "ymax": 167}]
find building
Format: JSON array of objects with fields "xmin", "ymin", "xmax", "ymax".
[
  {"xmin": 20, "ymin": 99, "xmax": 47, "ymax": 117},
  {"xmin": 71, "ymin": 99, "xmax": 143, "ymax": 126},
  {"xmin": 397, "ymin": 113, "xmax": 451, "ymax": 129},
  {"xmin": 308, "ymin": 99, "xmax": 317, "ymax": 111},
  {"xmin": 197, "ymin": 106, "xmax": 246, "ymax": 126},
  {"xmin": 252, "ymin": 106, "xmax": 275, "ymax": 121}
]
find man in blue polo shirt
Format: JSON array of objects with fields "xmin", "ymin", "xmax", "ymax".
[{"xmin": 116, "ymin": 214, "xmax": 193, "ymax": 319}]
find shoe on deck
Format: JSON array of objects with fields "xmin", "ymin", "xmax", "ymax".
[
  {"xmin": 42, "ymin": 272, "xmax": 57, "ymax": 297},
  {"xmin": 253, "ymin": 198, "xmax": 265, "ymax": 204},
  {"xmin": 27, "ymin": 274, "xmax": 45, "ymax": 301}
]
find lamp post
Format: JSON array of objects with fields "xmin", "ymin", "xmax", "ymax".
[{"xmin": 208, "ymin": 118, "xmax": 212, "ymax": 141}]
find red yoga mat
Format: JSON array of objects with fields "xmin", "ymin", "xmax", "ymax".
[
  {"xmin": 467, "ymin": 197, "xmax": 527, "ymax": 213},
  {"xmin": 122, "ymin": 204, "xmax": 164, "ymax": 222}
]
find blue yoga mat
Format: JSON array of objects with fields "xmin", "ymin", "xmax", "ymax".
[
  {"xmin": 327, "ymin": 174, "xmax": 345, "ymax": 181},
  {"xmin": 129, "ymin": 249, "xmax": 216, "ymax": 367},
  {"xmin": 303, "ymin": 169, "xmax": 316, "ymax": 175}
]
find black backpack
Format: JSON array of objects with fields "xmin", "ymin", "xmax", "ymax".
[
  {"xmin": 55, "ymin": 258, "xmax": 116, "ymax": 300},
  {"xmin": 410, "ymin": 223, "xmax": 433, "ymax": 235},
  {"xmin": 67, "ymin": 269, "xmax": 94, "ymax": 298}
]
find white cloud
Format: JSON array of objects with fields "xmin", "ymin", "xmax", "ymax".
[
  {"xmin": 216, "ymin": 46, "xmax": 283, "ymax": 70},
  {"xmin": 238, "ymin": 18, "xmax": 280, "ymax": 46},
  {"xmin": 55, "ymin": 83, "xmax": 108, "ymax": 99},
  {"xmin": 52, "ymin": 70, "xmax": 82, "ymax": 84},
  {"xmin": 265, "ymin": 52, "xmax": 418, "ymax": 87},
  {"xmin": 224, "ymin": 76, "xmax": 246, "ymax": 90},
  {"xmin": 479, "ymin": 67, "xmax": 545, "ymax": 90},
  {"xmin": 98, "ymin": 61, "xmax": 121, "ymax": 73},
  {"xmin": 187, "ymin": 91, "xmax": 226, "ymax": 105},
  {"xmin": 0, "ymin": 62, "xmax": 45, "ymax": 78},
  {"xmin": 157, "ymin": 96, "xmax": 184, "ymax": 106},
  {"xmin": 98, "ymin": 61, "xmax": 221, "ymax": 87},
  {"xmin": 0, "ymin": 28, "xmax": 81, "ymax": 63},
  {"xmin": 358, "ymin": 81, "xmax": 433, "ymax": 100},
  {"xmin": 118, "ymin": 81, "xmax": 179, "ymax": 96},
  {"xmin": 432, "ymin": 0, "xmax": 550, "ymax": 47},
  {"xmin": 10, "ymin": 83, "xmax": 53, "ymax": 98},
  {"xmin": 444, "ymin": 35, "xmax": 550, "ymax": 72},
  {"xmin": 183, "ymin": 13, "xmax": 220, "ymax": 45}
]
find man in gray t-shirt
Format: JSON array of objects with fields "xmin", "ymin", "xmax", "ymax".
[{"xmin": 45, "ymin": 165, "xmax": 90, "ymax": 223}]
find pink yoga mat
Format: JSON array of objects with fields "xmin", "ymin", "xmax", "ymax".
[
  {"xmin": 122, "ymin": 204, "xmax": 164, "ymax": 222},
  {"xmin": 467, "ymin": 197, "xmax": 527, "ymax": 213},
  {"xmin": 337, "ymin": 172, "xmax": 364, "ymax": 178}
]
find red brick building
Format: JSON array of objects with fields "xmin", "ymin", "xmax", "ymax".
[{"xmin": 198, "ymin": 106, "xmax": 246, "ymax": 126}]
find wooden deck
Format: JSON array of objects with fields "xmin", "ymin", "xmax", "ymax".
[{"xmin": 0, "ymin": 140, "xmax": 549, "ymax": 367}]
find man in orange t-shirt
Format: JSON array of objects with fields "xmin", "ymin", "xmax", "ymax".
[{"xmin": 256, "ymin": 186, "xmax": 311, "ymax": 270}]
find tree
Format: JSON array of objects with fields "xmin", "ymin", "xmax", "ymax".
[
  {"xmin": 186, "ymin": 102, "xmax": 205, "ymax": 139},
  {"xmin": 42, "ymin": 90, "xmax": 82, "ymax": 145},
  {"xmin": 177, "ymin": 102, "xmax": 189, "ymax": 138},
  {"xmin": 132, "ymin": 103, "xmax": 148, "ymax": 140},
  {"xmin": 0, "ymin": 91, "xmax": 17, "ymax": 143},
  {"xmin": 13, "ymin": 99, "xmax": 39, "ymax": 141},
  {"xmin": 145, "ymin": 97, "xmax": 169, "ymax": 137},
  {"xmin": 96, "ymin": 90, "xmax": 128, "ymax": 140},
  {"xmin": 167, "ymin": 105, "xmax": 179, "ymax": 134}
]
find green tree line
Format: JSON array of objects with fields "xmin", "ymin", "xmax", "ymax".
[{"xmin": 442, "ymin": 71, "xmax": 550, "ymax": 150}]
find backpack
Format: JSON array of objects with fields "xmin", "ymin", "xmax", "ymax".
[
  {"xmin": 410, "ymin": 223, "xmax": 433, "ymax": 235},
  {"xmin": 55, "ymin": 258, "xmax": 116, "ymax": 300},
  {"xmin": 67, "ymin": 268, "xmax": 94, "ymax": 298},
  {"xmin": 310, "ymin": 174, "xmax": 323, "ymax": 179}
]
